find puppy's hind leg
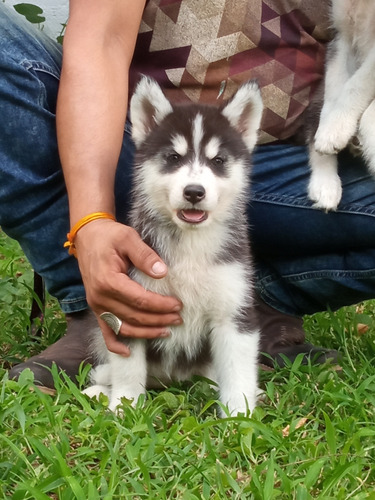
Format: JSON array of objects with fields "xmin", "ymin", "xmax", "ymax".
[{"xmin": 211, "ymin": 322, "xmax": 260, "ymax": 416}]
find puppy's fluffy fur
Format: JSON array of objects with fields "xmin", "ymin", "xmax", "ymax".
[
  {"xmin": 308, "ymin": 0, "xmax": 375, "ymax": 211},
  {"xmin": 84, "ymin": 77, "xmax": 263, "ymax": 416}
]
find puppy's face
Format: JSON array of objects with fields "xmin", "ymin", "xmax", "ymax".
[
  {"xmin": 134, "ymin": 107, "xmax": 250, "ymax": 229},
  {"xmin": 130, "ymin": 77, "xmax": 263, "ymax": 229}
]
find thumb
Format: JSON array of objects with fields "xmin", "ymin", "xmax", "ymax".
[{"xmin": 125, "ymin": 227, "xmax": 168, "ymax": 279}]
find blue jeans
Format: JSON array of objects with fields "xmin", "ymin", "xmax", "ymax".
[{"xmin": 2, "ymin": 4, "xmax": 375, "ymax": 316}]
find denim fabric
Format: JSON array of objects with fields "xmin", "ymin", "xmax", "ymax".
[
  {"xmin": 250, "ymin": 145, "xmax": 375, "ymax": 315},
  {"xmin": 0, "ymin": 5, "xmax": 137, "ymax": 313},
  {"xmin": 0, "ymin": 5, "xmax": 85, "ymax": 312},
  {"xmin": 1, "ymin": 4, "xmax": 375, "ymax": 316}
]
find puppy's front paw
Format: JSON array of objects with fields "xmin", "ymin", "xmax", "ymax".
[
  {"xmin": 108, "ymin": 387, "xmax": 145, "ymax": 412},
  {"xmin": 348, "ymin": 136, "xmax": 362, "ymax": 157},
  {"xmin": 308, "ymin": 169, "xmax": 342, "ymax": 211},
  {"xmin": 314, "ymin": 112, "xmax": 358, "ymax": 155},
  {"xmin": 222, "ymin": 392, "xmax": 257, "ymax": 417},
  {"xmin": 83, "ymin": 384, "xmax": 111, "ymax": 400}
]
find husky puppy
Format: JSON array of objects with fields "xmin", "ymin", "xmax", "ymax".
[
  {"xmin": 84, "ymin": 76, "xmax": 263, "ymax": 416},
  {"xmin": 308, "ymin": 0, "xmax": 375, "ymax": 211}
]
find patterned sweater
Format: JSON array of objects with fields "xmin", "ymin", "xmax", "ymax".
[{"xmin": 129, "ymin": 0, "xmax": 332, "ymax": 143}]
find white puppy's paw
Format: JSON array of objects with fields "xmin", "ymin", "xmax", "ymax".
[
  {"xmin": 308, "ymin": 169, "xmax": 342, "ymax": 211},
  {"xmin": 222, "ymin": 392, "xmax": 257, "ymax": 417},
  {"xmin": 108, "ymin": 387, "xmax": 145, "ymax": 412},
  {"xmin": 82, "ymin": 384, "xmax": 111, "ymax": 399},
  {"xmin": 348, "ymin": 136, "xmax": 362, "ymax": 157},
  {"xmin": 314, "ymin": 112, "xmax": 358, "ymax": 155}
]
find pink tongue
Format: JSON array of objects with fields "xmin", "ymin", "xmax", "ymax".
[{"xmin": 181, "ymin": 209, "xmax": 205, "ymax": 222}]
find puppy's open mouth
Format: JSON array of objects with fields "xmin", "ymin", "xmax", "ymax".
[{"xmin": 177, "ymin": 209, "xmax": 208, "ymax": 224}]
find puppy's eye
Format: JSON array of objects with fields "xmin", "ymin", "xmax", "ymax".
[
  {"xmin": 212, "ymin": 156, "xmax": 225, "ymax": 167},
  {"xmin": 166, "ymin": 153, "xmax": 181, "ymax": 165}
]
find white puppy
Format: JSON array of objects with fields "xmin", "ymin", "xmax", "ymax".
[{"xmin": 308, "ymin": 0, "xmax": 375, "ymax": 211}]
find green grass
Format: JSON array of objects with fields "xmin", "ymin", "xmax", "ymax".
[
  {"xmin": 1, "ymin": 229, "xmax": 375, "ymax": 499},
  {"xmin": 0, "ymin": 231, "xmax": 66, "ymax": 370}
]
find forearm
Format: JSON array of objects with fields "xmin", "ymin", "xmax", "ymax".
[
  {"xmin": 57, "ymin": 0, "xmax": 145, "ymax": 226},
  {"xmin": 58, "ymin": 53, "xmax": 125, "ymax": 223}
]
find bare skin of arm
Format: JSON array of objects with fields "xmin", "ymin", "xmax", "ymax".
[{"xmin": 57, "ymin": 0, "xmax": 182, "ymax": 356}]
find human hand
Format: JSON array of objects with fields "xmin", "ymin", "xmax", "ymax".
[{"xmin": 74, "ymin": 219, "xmax": 182, "ymax": 356}]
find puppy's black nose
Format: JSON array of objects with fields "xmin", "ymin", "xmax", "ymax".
[{"xmin": 183, "ymin": 184, "xmax": 206, "ymax": 204}]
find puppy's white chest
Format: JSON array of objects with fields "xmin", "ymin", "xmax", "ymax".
[{"xmin": 132, "ymin": 258, "xmax": 248, "ymax": 358}]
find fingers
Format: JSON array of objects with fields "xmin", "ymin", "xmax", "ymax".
[
  {"xmin": 110, "ymin": 272, "xmax": 182, "ymax": 315},
  {"xmin": 99, "ymin": 318, "xmax": 131, "ymax": 356},
  {"xmin": 98, "ymin": 276, "xmax": 182, "ymax": 345},
  {"xmin": 99, "ymin": 312, "xmax": 175, "ymax": 357},
  {"xmin": 120, "ymin": 226, "xmax": 169, "ymax": 279},
  {"xmin": 91, "ymin": 272, "xmax": 182, "ymax": 355},
  {"xmin": 118, "ymin": 323, "xmax": 171, "ymax": 340}
]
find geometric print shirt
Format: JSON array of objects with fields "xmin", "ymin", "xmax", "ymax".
[{"xmin": 129, "ymin": 0, "xmax": 332, "ymax": 143}]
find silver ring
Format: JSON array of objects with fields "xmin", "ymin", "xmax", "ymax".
[{"xmin": 100, "ymin": 312, "xmax": 122, "ymax": 335}]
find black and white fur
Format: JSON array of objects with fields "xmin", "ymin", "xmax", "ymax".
[
  {"xmin": 308, "ymin": 0, "xmax": 375, "ymax": 211},
  {"xmin": 84, "ymin": 77, "xmax": 263, "ymax": 416}
]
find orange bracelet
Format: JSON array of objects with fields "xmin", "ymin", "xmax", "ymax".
[{"xmin": 64, "ymin": 212, "xmax": 116, "ymax": 257}]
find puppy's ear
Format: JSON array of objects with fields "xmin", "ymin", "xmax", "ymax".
[
  {"xmin": 221, "ymin": 81, "xmax": 263, "ymax": 152},
  {"xmin": 130, "ymin": 76, "xmax": 173, "ymax": 146}
]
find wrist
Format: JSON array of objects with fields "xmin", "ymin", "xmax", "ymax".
[{"xmin": 64, "ymin": 211, "xmax": 116, "ymax": 257}]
